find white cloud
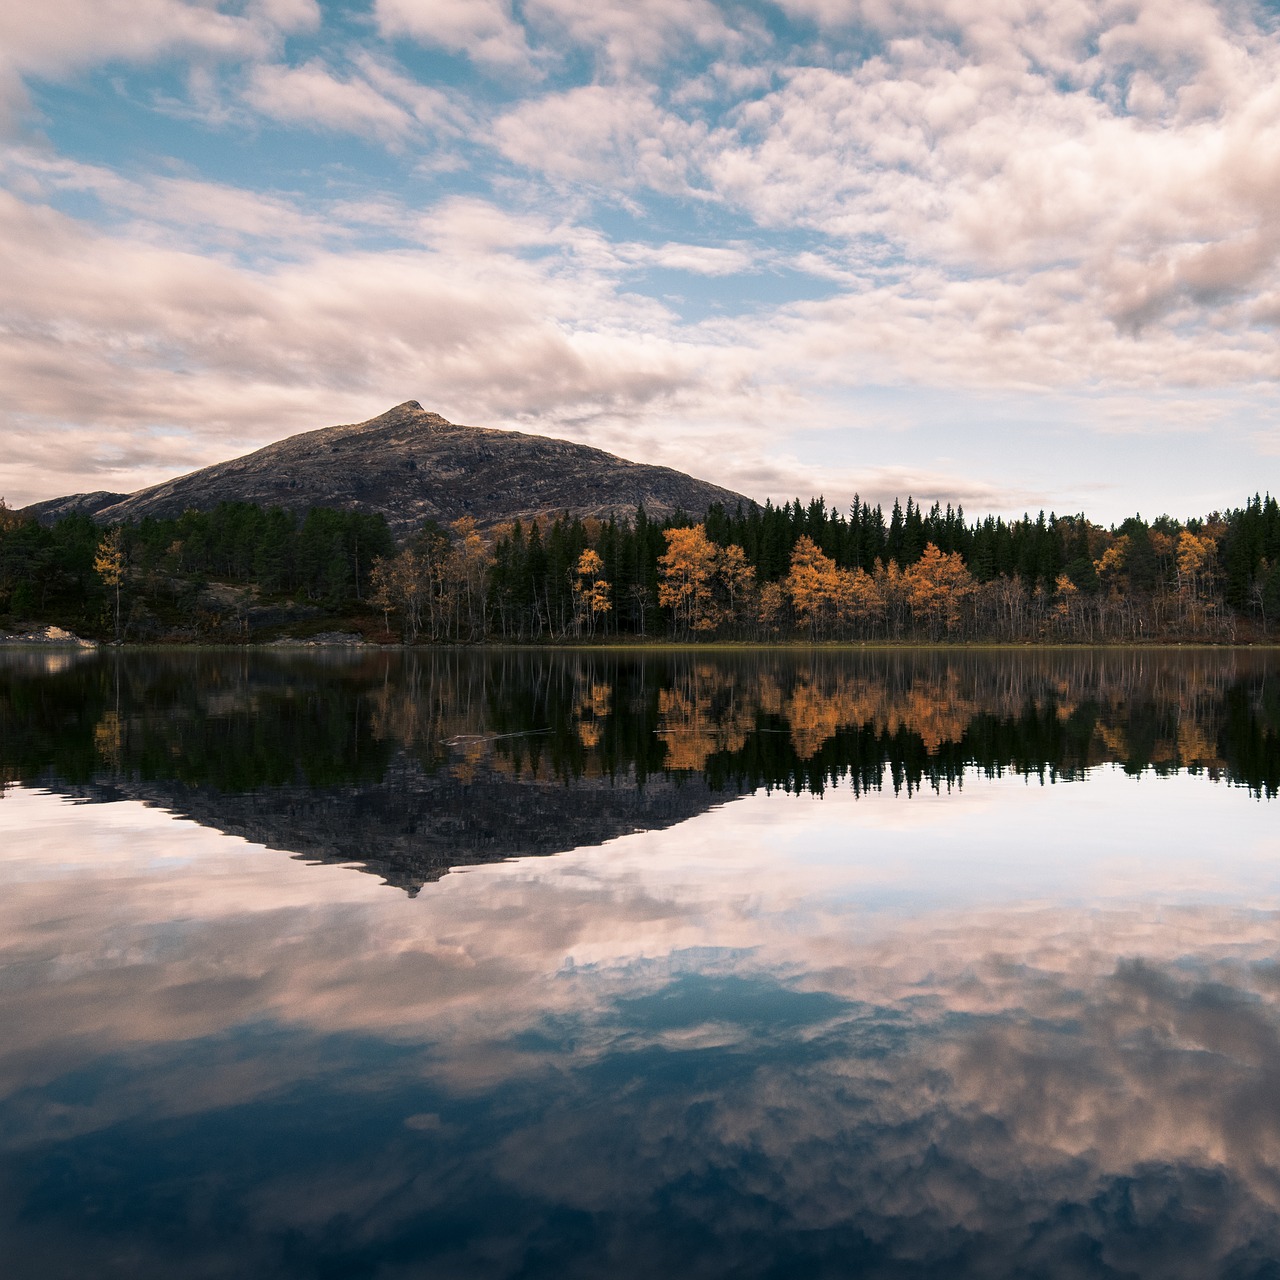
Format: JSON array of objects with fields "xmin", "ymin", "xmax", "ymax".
[
  {"xmin": 526, "ymin": 0, "xmax": 742, "ymax": 71},
  {"xmin": 658, "ymin": 0, "xmax": 1280, "ymax": 363},
  {"xmin": 0, "ymin": 168, "xmax": 1274, "ymax": 518},
  {"xmin": 494, "ymin": 85, "xmax": 712, "ymax": 194},
  {"xmin": 373, "ymin": 0, "xmax": 531, "ymax": 67},
  {"xmin": 0, "ymin": 148, "xmax": 336, "ymax": 250},
  {"xmin": 0, "ymin": 0, "xmax": 318, "ymax": 129},
  {"xmin": 619, "ymin": 241, "xmax": 755, "ymax": 276},
  {"xmin": 244, "ymin": 56, "xmax": 457, "ymax": 144},
  {"xmin": 4, "ymin": 0, "xmax": 1280, "ymax": 519},
  {"xmin": 0, "ymin": 188, "xmax": 775, "ymax": 506}
]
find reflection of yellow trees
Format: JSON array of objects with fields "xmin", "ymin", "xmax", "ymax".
[
  {"xmin": 783, "ymin": 677, "xmax": 864, "ymax": 759},
  {"xmin": 574, "ymin": 681, "xmax": 613, "ymax": 752},
  {"xmin": 655, "ymin": 664, "xmax": 991, "ymax": 764},
  {"xmin": 657, "ymin": 666, "xmax": 755, "ymax": 770},
  {"xmin": 370, "ymin": 679, "xmax": 430, "ymax": 748},
  {"xmin": 367, "ymin": 662, "xmax": 491, "ymax": 774},
  {"xmin": 357, "ymin": 650, "xmax": 1246, "ymax": 781},
  {"xmin": 777, "ymin": 672, "xmax": 981, "ymax": 756},
  {"xmin": 655, "ymin": 653, "xmax": 1243, "ymax": 770},
  {"xmin": 449, "ymin": 737, "xmax": 489, "ymax": 784},
  {"xmin": 1176, "ymin": 719, "xmax": 1220, "ymax": 767},
  {"xmin": 878, "ymin": 681, "xmax": 981, "ymax": 753},
  {"xmin": 93, "ymin": 710, "xmax": 123, "ymax": 768},
  {"xmin": 1094, "ymin": 722, "xmax": 1131, "ymax": 760}
]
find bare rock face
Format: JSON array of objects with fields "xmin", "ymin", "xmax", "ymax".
[
  {"xmin": 22, "ymin": 402, "xmax": 754, "ymax": 535},
  {"xmin": 21, "ymin": 491, "xmax": 129, "ymax": 522}
]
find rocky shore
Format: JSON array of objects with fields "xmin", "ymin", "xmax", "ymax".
[{"xmin": 0, "ymin": 625, "xmax": 97, "ymax": 646}]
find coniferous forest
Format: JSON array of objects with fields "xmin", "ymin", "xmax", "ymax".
[{"xmin": 1, "ymin": 491, "xmax": 1279, "ymax": 644}]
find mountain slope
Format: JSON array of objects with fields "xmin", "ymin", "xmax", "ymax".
[{"xmin": 23, "ymin": 402, "xmax": 754, "ymax": 535}]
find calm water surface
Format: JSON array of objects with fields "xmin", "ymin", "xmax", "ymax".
[{"xmin": 1, "ymin": 648, "xmax": 1279, "ymax": 1279}]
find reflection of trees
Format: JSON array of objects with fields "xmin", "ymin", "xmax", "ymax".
[
  {"xmin": 638, "ymin": 650, "xmax": 1275, "ymax": 791},
  {"xmin": 1, "ymin": 648, "xmax": 1278, "ymax": 798},
  {"xmin": 657, "ymin": 664, "xmax": 758, "ymax": 771}
]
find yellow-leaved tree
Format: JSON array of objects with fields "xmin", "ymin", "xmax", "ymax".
[
  {"xmin": 447, "ymin": 517, "xmax": 492, "ymax": 642},
  {"xmin": 94, "ymin": 527, "xmax": 126, "ymax": 642},
  {"xmin": 572, "ymin": 548, "xmax": 612, "ymax": 636},
  {"xmin": 715, "ymin": 543, "xmax": 757, "ymax": 632},
  {"xmin": 784, "ymin": 536, "xmax": 842, "ymax": 639},
  {"xmin": 370, "ymin": 549, "xmax": 428, "ymax": 642},
  {"xmin": 902, "ymin": 544, "xmax": 973, "ymax": 638},
  {"xmin": 658, "ymin": 525, "xmax": 720, "ymax": 635},
  {"xmin": 836, "ymin": 568, "xmax": 884, "ymax": 638}
]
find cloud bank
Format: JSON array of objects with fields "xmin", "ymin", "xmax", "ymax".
[{"xmin": 1, "ymin": 0, "xmax": 1278, "ymax": 518}]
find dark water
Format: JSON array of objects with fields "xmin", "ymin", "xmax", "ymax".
[{"xmin": 1, "ymin": 647, "xmax": 1279, "ymax": 1278}]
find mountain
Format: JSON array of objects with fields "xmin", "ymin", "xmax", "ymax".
[{"xmin": 22, "ymin": 402, "xmax": 754, "ymax": 535}]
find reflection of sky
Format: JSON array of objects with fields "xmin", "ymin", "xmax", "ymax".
[{"xmin": 2, "ymin": 771, "xmax": 1280, "ymax": 1277}]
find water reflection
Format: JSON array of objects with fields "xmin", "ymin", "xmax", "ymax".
[
  {"xmin": 1, "ymin": 764, "xmax": 1279, "ymax": 1278},
  {"xmin": 1, "ymin": 648, "xmax": 1277, "ymax": 892}
]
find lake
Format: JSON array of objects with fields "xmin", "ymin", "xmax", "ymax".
[{"xmin": 1, "ymin": 647, "xmax": 1279, "ymax": 1279}]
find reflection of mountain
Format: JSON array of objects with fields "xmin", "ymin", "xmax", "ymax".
[
  {"xmin": 49, "ymin": 756, "xmax": 737, "ymax": 894},
  {"xmin": 3, "ymin": 646, "xmax": 1278, "ymax": 893}
]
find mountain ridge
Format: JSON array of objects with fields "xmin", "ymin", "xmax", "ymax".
[{"xmin": 22, "ymin": 402, "xmax": 755, "ymax": 536}]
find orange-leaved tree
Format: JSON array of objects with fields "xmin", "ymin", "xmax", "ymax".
[
  {"xmin": 1050, "ymin": 572, "xmax": 1080, "ymax": 637},
  {"xmin": 370, "ymin": 548, "xmax": 429, "ymax": 642},
  {"xmin": 572, "ymin": 548, "xmax": 612, "ymax": 636},
  {"xmin": 446, "ymin": 517, "xmax": 492, "ymax": 641},
  {"xmin": 1175, "ymin": 530, "xmax": 1217, "ymax": 631},
  {"xmin": 1094, "ymin": 535, "xmax": 1129, "ymax": 591},
  {"xmin": 658, "ymin": 525, "xmax": 720, "ymax": 634},
  {"xmin": 903, "ymin": 543, "xmax": 973, "ymax": 638},
  {"xmin": 835, "ymin": 567, "xmax": 884, "ymax": 638},
  {"xmin": 93, "ymin": 527, "xmax": 126, "ymax": 642},
  {"xmin": 785, "ymin": 536, "xmax": 842, "ymax": 638},
  {"xmin": 715, "ymin": 542, "xmax": 757, "ymax": 632}
]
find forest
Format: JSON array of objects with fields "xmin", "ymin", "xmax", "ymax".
[{"xmin": 0, "ymin": 490, "xmax": 1278, "ymax": 644}]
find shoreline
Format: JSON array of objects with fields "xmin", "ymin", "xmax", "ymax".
[{"xmin": 3, "ymin": 635, "xmax": 1278, "ymax": 654}]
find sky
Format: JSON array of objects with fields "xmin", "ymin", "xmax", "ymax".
[{"xmin": 1, "ymin": 0, "xmax": 1279, "ymax": 524}]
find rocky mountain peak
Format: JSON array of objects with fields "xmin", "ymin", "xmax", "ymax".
[{"xmin": 21, "ymin": 403, "xmax": 756, "ymax": 536}]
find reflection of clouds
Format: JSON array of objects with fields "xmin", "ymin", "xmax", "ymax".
[{"xmin": 3, "ymin": 776, "xmax": 1280, "ymax": 1272}]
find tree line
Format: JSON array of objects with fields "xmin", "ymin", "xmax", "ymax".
[
  {"xmin": 372, "ymin": 493, "xmax": 1280, "ymax": 643},
  {"xmin": 1, "ymin": 491, "xmax": 1278, "ymax": 643},
  {"xmin": 0, "ymin": 501, "xmax": 392, "ymax": 641}
]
